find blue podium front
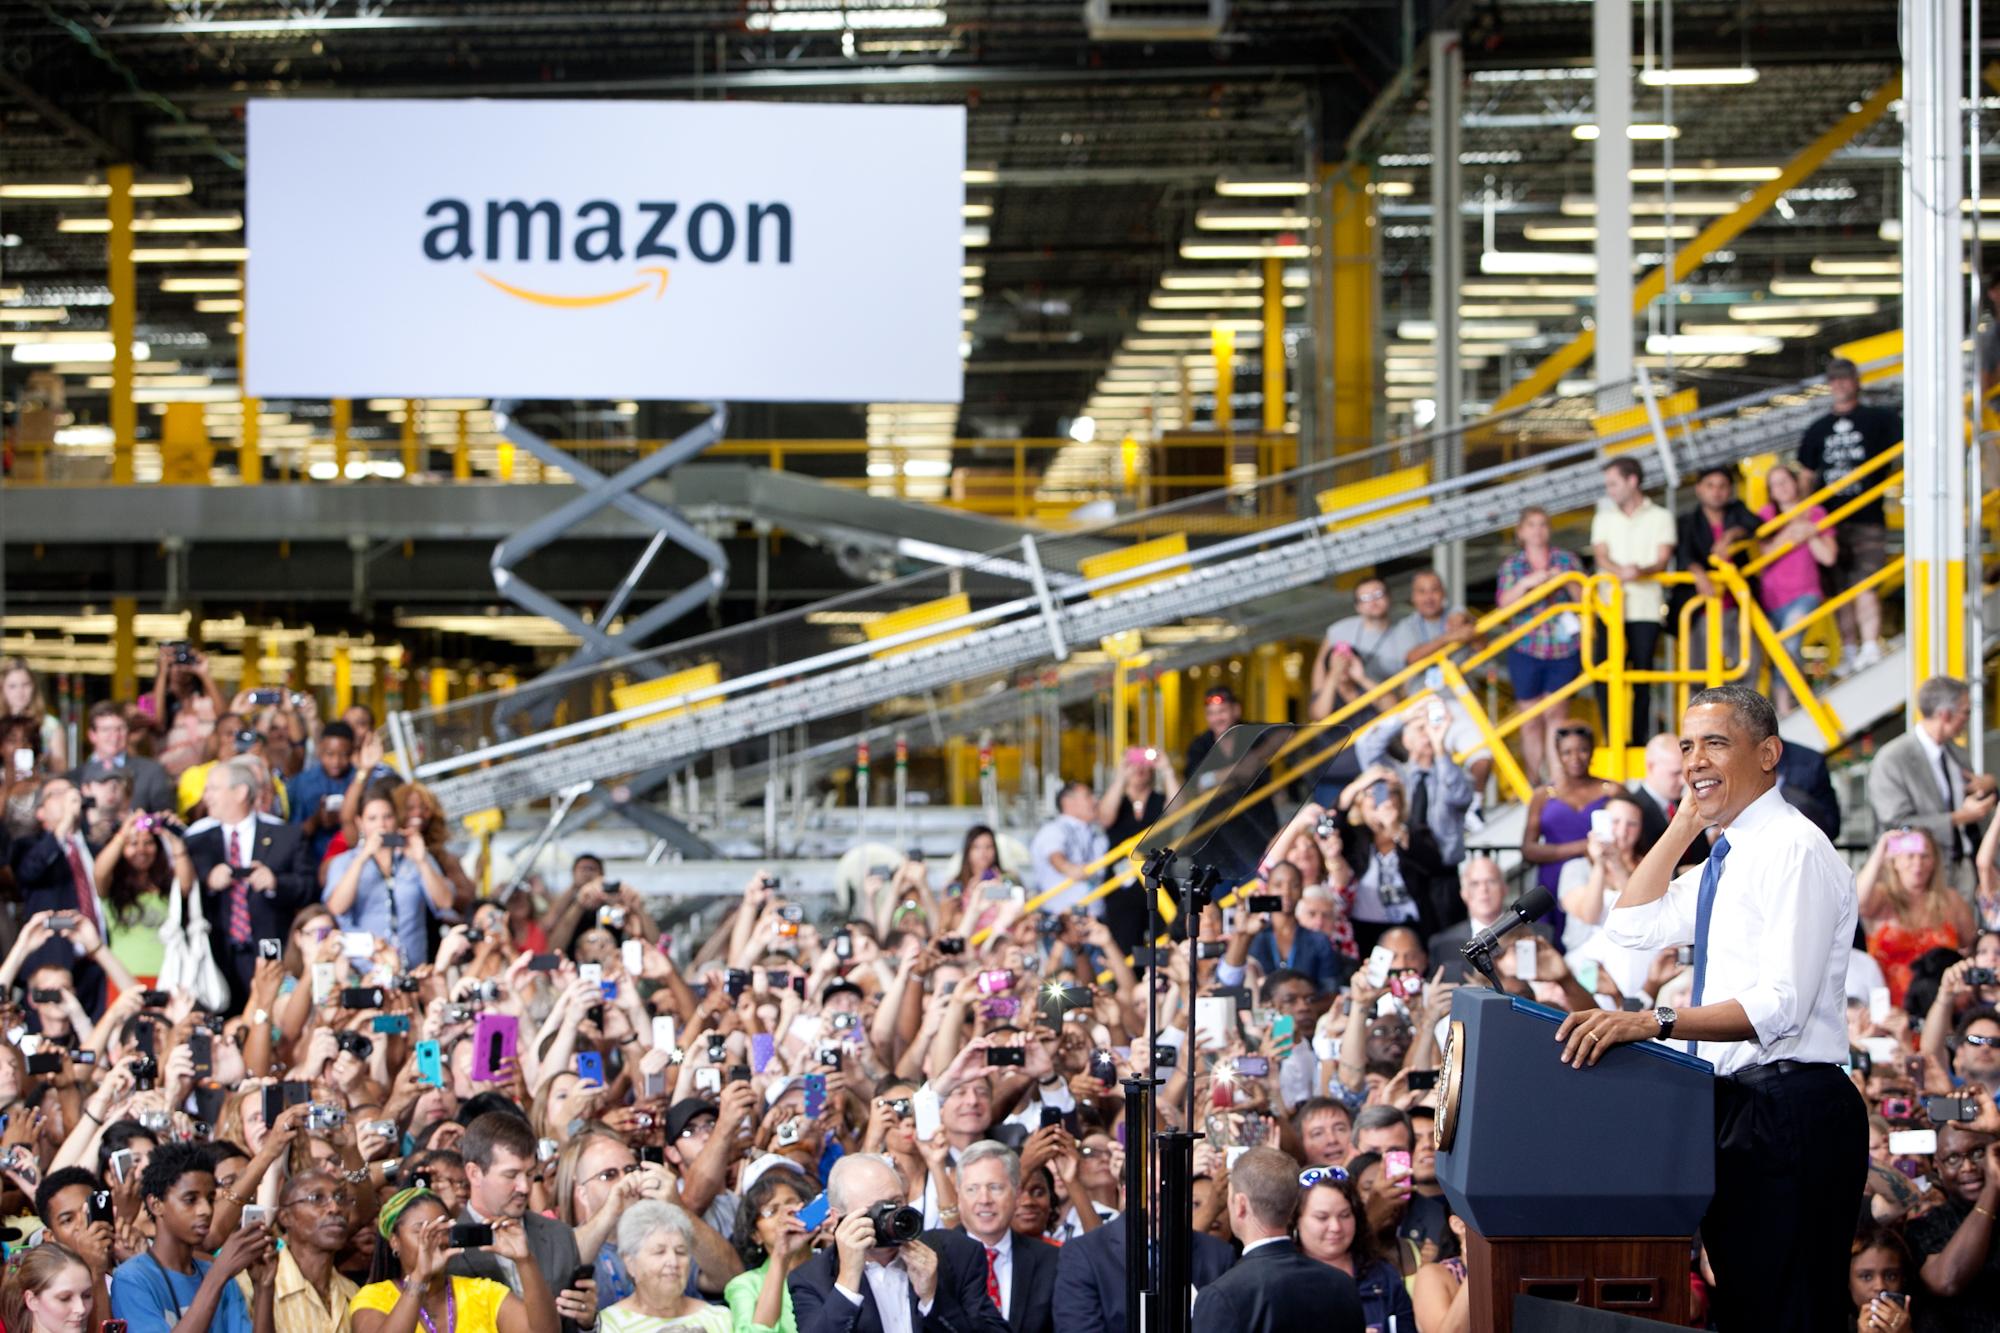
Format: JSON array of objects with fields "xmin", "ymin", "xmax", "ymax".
[{"xmin": 1435, "ymin": 987, "xmax": 1715, "ymax": 1238}]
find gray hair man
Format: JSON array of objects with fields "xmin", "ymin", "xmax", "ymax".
[{"xmin": 1866, "ymin": 675, "xmax": 1998, "ymax": 893}]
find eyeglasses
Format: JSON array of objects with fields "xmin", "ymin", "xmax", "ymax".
[
  {"xmin": 288, "ymin": 1191, "xmax": 358, "ymax": 1210},
  {"xmin": 1938, "ymin": 1150, "xmax": 1993, "ymax": 1169},
  {"xmin": 1554, "ymin": 726, "xmax": 1594, "ymax": 740},
  {"xmin": 1963, "ymin": 1033, "xmax": 2000, "ymax": 1048},
  {"xmin": 677, "ymin": 1120, "xmax": 716, "ymax": 1141},
  {"xmin": 758, "ymin": 1201, "xmax": 801, "ymax": 1220},
  {"xmin": 1355, "ymin": 591, "xmax": 1387, "ymax": 604},
  {"xmin": 585, "ymin": 1163, "xmax": 641, "ymax": 1189},
  {"xmin": 1298, "ymin": 1166, "xmax": 1349, "ymax": 1188}
]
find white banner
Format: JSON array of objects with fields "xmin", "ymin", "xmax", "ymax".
[{"xmin": 245, "ymin": 99, "xmax": 965, "ymax": 402}]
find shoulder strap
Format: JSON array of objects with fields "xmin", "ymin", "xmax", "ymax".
[{"xmin": 149, "ymin": 1252, "xmax": 187, "ymax": 1324}]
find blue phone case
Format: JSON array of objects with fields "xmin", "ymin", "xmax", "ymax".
[
  {"xmin": 803, "ymin": 1074, "xmax": 826, "ymax": 1119},
  {"xmin": 415, "ymin": 1040, "xmax": 443, "ymax": 1086},
  {"xmin": 577, "ymin": 1051, "xmax": 605, "ymax": 1086},
  {"xmin": 751, "ymin": 1033, "xmax": 775, "ymax": 1073},
  {"xmin": 797, "ymin": 1193, "xmax": 829, "ymax": 1230}
]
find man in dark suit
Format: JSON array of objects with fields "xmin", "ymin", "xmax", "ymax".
[
  {"xmin": 8, "ymin": 778, "xmax": 111, "ymax": 1013},
  {"xmin": 1050, "ymin": 1208, "xmax": 1233, "ymax": 1333},
  {"xmin": 1427, "ymin": 857, "xmax": 1556, "ymax": 983},
  {"xmin": 791, "ymin": 1153, "xmax": 1007, "ymax": 1333},
  {"xmin": 950, "ymin": 1142, "xmax": 1055, "ymax": 1333},
  {"xmin": 446, "ymin": 1112, "xmax": 575, "ymax": 1330},
  {"xmin": 183, "ymin": 757, "xmax": 312, "ymax": 1013},
  {"xmin": 1190, "ymin": 1148, "xmax": 1364, "ymax": 1333},
  {"xmin": 1627, "ymin": 734, "xmax": 1704, "ymax": 871},
  {"xmin": 68, "ymin": 702, "xmax": 174, "ymax": 816},
  {"xmin": 1774, "ymin": 738, "xmax": 1842, "ymax": 843}
]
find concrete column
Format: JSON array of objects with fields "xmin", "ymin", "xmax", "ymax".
[
  {"xmin": 1592, "ymin": 0, "xmax": 1634, "ymax": 405},
  {"xmin": 1429, "ymin": 28, "xmax": 1466, "ymax": 596},
  {"xmin": 1902, "ymin": 0, "xmax": 1968, "ymax": 706}
]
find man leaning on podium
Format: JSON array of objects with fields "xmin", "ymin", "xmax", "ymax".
[{"xmin": 1555, "ymin": 684, "xmax": 1866, "ymax": 1332}]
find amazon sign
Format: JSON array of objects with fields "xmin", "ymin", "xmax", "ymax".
[{"xmin": 245, "ymin": 99, "xmax": 966, "ymax": 402}]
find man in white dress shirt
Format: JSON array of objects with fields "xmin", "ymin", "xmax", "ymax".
[{"xmin": 1556, "ymin": 685, "xmax": 1865, "ymax": 1332}]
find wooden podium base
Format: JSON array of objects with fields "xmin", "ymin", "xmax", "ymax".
[{"xmin": 1467, "ymin": 1231, "xmax": 1692, "ymax": 1333}]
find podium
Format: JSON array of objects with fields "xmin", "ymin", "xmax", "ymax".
[{"xmin": 1435, "ymin": 988, "xmax": 1715, "ymax": 1332}]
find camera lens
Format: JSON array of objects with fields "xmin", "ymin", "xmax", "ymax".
[{"xmin": 866, "ymin": 1200, "xmax": 923, "ymax": 1246}]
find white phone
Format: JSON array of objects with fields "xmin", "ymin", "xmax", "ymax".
[
  {"xmin": 1513, "ymin": 937, "xmax": 1538, "ymax": 980},
  {"xmin": 1194, "ymin": 996, "xmax": 1237, "ymax": 1050},
  {"xmin": 1589, "ymin": 808, "xmax": 1614, "ymax": 843},
  {"xmin": 578, "ymin": 962, "xmax": 603, "ymax": 985},
  {"xmin": 1572, "ymin": 958, "xmax": 1600, "ymax": 994},
  {"xmin": 12, "ymin": 749, "xmax": 32, "ymax": 777},
  {"xmin": 622, "ymin": 940, "xmax": 645, "ymax": 976},
  {"xmin": 1864, "ymin": 1036, "xmax": 1901, "ymax": 1066},
  {"xmin": 1365, "ymin": 946, "xmax": 1394, "ymax": 989},
  {"xmin": 1869, "ymin": 986, "xmax": 1893, "ymax": 1024},
  {"xmin": 310, "ymin": 962, "xmax": 336, "ymax": 1005},
  {"xmin": 651, "ymin": 1016, "xmax": 677, "ymax": 1053},
  {"xmin": 913, "ymin": 1085, "xmax": 943, "ymax": 1141},
  {"xmin": 1888, "ymin": 1129, "xmax": 1938, "ymax": 1157}
]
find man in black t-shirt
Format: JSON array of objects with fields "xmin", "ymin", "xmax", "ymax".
[
  {"xmin": 1798, "ymin": 356, "xmax": 1902, "ymax": 673},
  {"xmin": 1906, "ymin": 1121, "xmax": 2000, "ymax": 1332}
]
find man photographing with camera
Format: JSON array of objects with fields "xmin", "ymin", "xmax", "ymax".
[
  {"xmin": 789, "ymin": 1153, "xmax": 1006, "ymax": 1333},
  {"xmin": 1555, "ymin": 685, "xmax": 1864, "ymax": 1331}
]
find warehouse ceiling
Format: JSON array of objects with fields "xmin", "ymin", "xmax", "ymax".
[{"xmin": 0, "ymin": 0, "xmax": 1922, "ymax": 446}]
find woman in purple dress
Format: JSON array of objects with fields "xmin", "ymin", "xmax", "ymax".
[{"xmin": 1521, "ymin": 723, "xmax": 1621, "ymax": 940}]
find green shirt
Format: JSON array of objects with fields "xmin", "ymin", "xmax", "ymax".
[
  {"xmin": 107, "ymin": 889, "xmax": 167, "ymax": 979},
  {"xmin": 722, "ymin": 1262, "xmax": 796, "ymax": 1333}
]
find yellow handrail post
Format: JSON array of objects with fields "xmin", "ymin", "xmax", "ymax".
[{"xmin": 108, "ymin": 164, "xmax": 136, "ymax": 485}]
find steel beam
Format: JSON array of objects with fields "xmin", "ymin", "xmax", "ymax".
[
  {"xmin": 1592, "ymin": 2, "xmax": 1634, "ymax": 403},
  {"xmin": 108, "ymin": 165, "xmax": 135, "ymax": 486},
  {"xmin": 1429, "ymin": 29, "xmax": 1465, "ymax": 594}
]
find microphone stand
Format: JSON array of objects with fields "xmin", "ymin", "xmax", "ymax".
[{"xmin": 1461, "ymin": 937, "xmax": 1504, "ymax": 992}]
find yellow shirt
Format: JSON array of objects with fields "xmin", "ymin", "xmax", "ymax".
[
  {"xmin": 234, "ymin": 1247, "xmax": 361, "ymax": 1333},
  {"xmin": 349, "ymin": 1275, "xmax": 510, "ymax": 1333}
]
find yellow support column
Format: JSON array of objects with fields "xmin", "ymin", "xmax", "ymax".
[
  {"xmin": 402, "ymin": 399, "xmax": 420, "ymax": 477},
  {"xmin": 108, "ymin": 165, "xmax": 136, "ymax": 485},
  {"xmin": 240, "ymin": 632, "xmax": 262, "ymax": 692},
  {"xmin": 333, "ymin": 644, "xmax": 354, "ymax": 712},
  {"xmin": 429, "ymin": 665, "xmax": 451, "ymax": 710},
  {"xmin": 1211, "ymin": 326, "xmax": 1235, "ymax": 436},
  {"xmin": 1327, "ymin": 165, "xmax": 1376, "ymax": 462},
  {"xmin": 236, "ymin": 264, "xmax": 261, "ymax": 484},
  {"xmin": 1159, "ymin": 668, "xmax": 1183, "ymax": 761},
  {"xmin": 111, "ymin": 597, "xmax": 138, "ymax": 701},
  {"xmin": 1261, "ymin": 254, "xmax": 1285, "ymax": 439},
  {"xmin": 332, "ymin": 399, "xmax": 353, "ymax": 479},
  {"xmin": 454, "ymin": 410, "xmax": 471, "ymax": 480}
]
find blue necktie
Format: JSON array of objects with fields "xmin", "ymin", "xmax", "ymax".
[{"xmin": 1686, "ymin": 834, "xmax": 1731, "ymax": 1055}]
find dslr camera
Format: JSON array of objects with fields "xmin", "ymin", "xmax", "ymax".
[{"xmin": 864, "ymin": 1199, "xmax": 923, "ymax": 1246}]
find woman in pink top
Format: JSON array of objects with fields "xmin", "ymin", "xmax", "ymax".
[{"xmin": 1757, "ymin": 462, "xmax": 1839, "ymax": 714}]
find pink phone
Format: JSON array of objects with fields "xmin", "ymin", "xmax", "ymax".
[
  {"xmin": 1384, "ymin": 1149, "xmax": 1412, "ymax": 1181},
  {"xmin": 1888, "ymin": 832, "xmax": 1927, "ymax": 856},
  {"xmin": 472, "ymin": 1013, "xmax": 519, "ymax": 1083}
]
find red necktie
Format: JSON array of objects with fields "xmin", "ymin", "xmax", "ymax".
[
  {"xmin": 226, "ymin": 827, "xmax": 252, "ymax": 943},
  {"xmin": 62, "ymin": 839, "xmax": 100, "ymax": 935},
  {"xmin": 984, "ymin": 1246, "xmax": 1001, "ymax": 1313},
  {"xmin": 1665, "ymin": 800, "xmax": 1677, "ymax": 821}
]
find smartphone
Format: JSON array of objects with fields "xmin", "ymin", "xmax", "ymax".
[
  {"xmin": 1245, "ymin": 894, "xmax": 1283, "ymax": 914},
  {"xmin": 101, "ymin": 1322, "xmax": 128, "ymax": 1333},
  {"xmin": 977, "ymin": 969, "xmax": 1013, "ymax": 996},
  {"xmin": 1088, "ymin": 1048, "xmax": 1117, "ymax": 1083},
  {"xmin": 1233, "ymin": 1055, "xmax": 1271, "ymax": 1077},
  {"xmin": 1512, "ymin": 937, "xmax": 1537, "ymax": 980},
  {"xmin": 651, "ymin": 1016, "xmax": 677, "ymax": 1054},
  {"xmin": 341, "ymin": 932, "xmax": 376, "ymax": 958},
  {"xmin": 622, "ymin": 939, "xmax": 645, "ymax": 975},
  {"xmin": 1589, "ymin": 808, "xmax": 1613, "ymax": 842},
  {"xmin": 341, "ymin": 987, "xmax": 385, "ymax": 1010},
  {"xmin": 1384, "ymin": 1149, "xmax": 1413, "ymax": 1181},
  {"xmin": 471, "ymin": 1014, "xmax": 519, "ymax": 1083},
  {"xmin": 25, "ymin": 1052, "xmax": 62, "ymax": 1076},
  {"xmin": 1924, "ymin": 1095, "xmax": 1979, "ymax": 1124},
  {"xmin": 310, "ymin": 963, "xmax": 336, "ymax": 1005},
  {"xmin": 751, "ymin": 1032, "xmax": 775, "ymax": 1074},
  {"xmin": 1366, "ymin": 946, "xmax": 1394, "ymax": 989},
  {"xmin": 576, "ymin": 1052, "xmax": 605, "ymax": 1087},
  {"xmin": 1966, "ymin": 967, "xmax": 1999, "ymax": 986},
  {"xmin": 693, "ymin": 1067, "xmax": 722, "ymax": 1095},
  {"xmin": 1194, "ymin": 995, "xmax": 1237, "ymax": 1050},
  {"xmin": 913, "ymin": 1085, "xmax": 942, "ymax": 1141},
  {"xmin": 137, "ymin": 989, "xmax": 169, "ymax": 1009},
  {"xmin": 1869, "ymin": 987, "xmax": 1893, "ymax": 1024},
  {"xmin": 796, "ymin": 1192, "xmax": 830, "ymax": 1230},
  {"xmin": 240, "ymin": 1204, "xmax": 270, "ymax": 1229},
  {"xmin": 986, "ymin": 1044, "xmax": 1026, "ymax": 1067},
  {"xmin": 1888, "ymin": 1129, "xmax": 1939, "ymax": 1156},
  {"xmin": 415, "ymin": 1040, "xmax": 443, "ymax": 1087},
  {"xmin": 189, "ymin": 1028, "xmax": 214, "ymax": 1078},
  {"xmin": 1407, "ymin": 1069, "xmax": 1440, "ymax": 1092},
  {"xmin": 1888, "ymin": 831, "xmax": 1927, "ymax": 856},
  {"xmin": 372, "ymin": 1014, "xmax": 411, "ymax": 1035},
  {"xmin": 260, "ymin": 1081, "xmax": 311, "ymax": 1128},
  {"xmin": 257, "ymin": 938, "xmax": 282, "ymax": 961},
  {"xmin": 1572, "ymin": 958, "xmax": 1600, "ymax": 994},
  {"xmin": 108, "ymin": 1149, "xmax": 134, "ymax": 1184},
  {"xmin": 12, "ymin": 749, "xmax": 33, "ymax": 777},
  {"xmin": 1269, "ymin": 1013, "xmax": 1296, "ymax": 1052},
  {"xmin": 527, "ymin": 954, "xmax": 562, "ymax": 972},
  {"xmin": 578, "ymin": 963, "xmax": 603, "ymax": 986},
  {"xmin": 1676, "ymin": 944, "xmax": 1696, "ymax": 966},
  {"xmin": 725, "ymin": 969, "xmax": 751, "ymax": 999},
  {"xmin": 1197, "ymin": 939, "xmax": 1228, "ymax": 960},
  {"xmin": 448, "ymin": 1222, "xmax": 494, "ymax": 1249},
  {"xmin": 803, "ymin": 1073, "xmax": 827, "ymax": 1118}
]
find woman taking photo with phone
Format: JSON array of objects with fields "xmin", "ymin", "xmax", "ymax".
[
  {"xmin": 1859, "ymin": 826, "xmax": 1975, "ymax": 1005},
  {"xmin": 1, "ymin": 658, "xmax": 67, "ymax": 775},
  {"xmin": 350, "ymin": 1186, "xmax": 561, "ymax": 1333},
  {"xmin": 324, "ymin": 794, "xmax": 456, "ymax": 971},
  {"xmin": 724, "ymin": 1170, "xmax": 816, "ymax": 1333}
]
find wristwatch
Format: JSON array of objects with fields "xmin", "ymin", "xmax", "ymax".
[{"xmin": 1654, "ymin": 1006, "xmax": 1677, "ymax": 1043}]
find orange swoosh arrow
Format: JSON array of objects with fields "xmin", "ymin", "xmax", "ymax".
[{"xmin": 475, "ymin": 266, "xmax": 670, "ymax": 309}]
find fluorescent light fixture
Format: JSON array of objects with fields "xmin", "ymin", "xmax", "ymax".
[
  {"xmin": 1458, "ymin": 302, "xmax": 1578, "ymax": 317},
  {"xmin": 1878, "ymin": 218, "xmax": 2000, "ymax": 242},
  {"xmin": 1480, "ymin": 250, "xmax": 1597, "ymax": 275},
  {"xmin": 902, "ymin": 459, "xmax": 954, "ymax": 478},
  {"xmin": 85, "ymin": 374, "xmax": 215, "ymax": 390},
  {"xmin": 1573, "ymin": 123, "xmax": 1681, "ymax": 140},
  {"xmin": 159, "ymin": 276, "xmax": 244, "ymax": 293},
  {"xmin": 962, "ymin": 167, "xmax": 998, "ymax": 185},
  {"xmin": 961, "ymin": 202, "xmax": 993, "ymax": 219},
  {"xmin": 1128, "ymin": 335, "xmax": 1260, "ymax": 350},
  {"xmin": 1769, "ymin": 278, "xmax": 1902, "ymax": 296},
  {"xmin": 1195, "ymin": 207, "xmax": 1310, "ymax": 230},
  {"xmin": 1372, "ymin": 181, "xmax": 1416, "ymax": 196},
  {"xmin": 1159, "ymin": 270, "xmax": 1308, "ymax": 290},
  {"xmin": 962, "ymin": 226, "xmax": 990, "ymax": 248},
  {"xmin": 57, "ymin": 212, "xmax": 243, "ymax": 234},
  {"xmin": 1522, "ymin": 223, "xmax": 1698, "ymax": 242},
  {"xmin": 1461, "ymin": 280, "xmax": 1596, "ymax": 297},
  {"xmin": 1560, "ymin": 194, "xmax": 1741, "ymax": 217},
  {"xmin": 0, "ymin": 307, "xmax": 65, "ymax": 322},
  {"xmin": 1682, "ymin": 321, "xmax": 1821, "ymax": 338},
  {"xmin": 54, "ymin": 425, "xmax": 116, "ymax": 446},
  {"xmin": 1728, "ymin": 300, "xmax": 1879, "ymax": 319},
  {"xmin": 1640, "ymin": 66, "xmax": 1759, "ymax": 86},
  {"xmin": 1809, "ymin": 257, "xmax": 1899, "ymax": 276},
  {"xmin": 194, "ymin": 298, "xmax": 244, "ymax": 313},
  {"xmin": 746, "ymin": 4, "xmax": 947, "ymax": 31},
  {"xmin": 1397, "ymin": 320, "xmax": 1540, "ymax": 340},
  {"xmin": 1135, "ymin": 317, "xmax": 1264, "ymax": 333},
  {"xmin": 132, "ymin": 246, "xmax": 249, "ymax": 263},
  {"xmin": 8, "ymin": 341, "xmax": 151, "ymax": 363},
  {"xmin": 0, "ymin": 175, "xmax": 192, "ymax": 200},
  {"xmin": 1645, "ymin": 333, "xmax": 1780, "ymax": 355},
  {"xmin": 1151, "ymin": 293, "xmax": 1264, "ymax": 310},
  {"xmin": 1215, "ymin": 175, "xmax": 1311, "ymax": 197},
  {"xmin": 1630, "ymin": 164, "xmax": 1781, "ymax": 183},
  {"xmin": 960, "ymin": 264, "xmax": 985, "ymax": 280},
  {"xmin": 1179, "ymin": 241, "xmax": 1309, "ymax": 260}
]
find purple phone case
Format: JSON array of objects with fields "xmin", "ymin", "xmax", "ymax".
[
  {"xmin": 751, "ymin": 1032, "xmax": 776, "ymax": 1074},
  {"xmin": 472, "ymin": 1013, "xmax": 519, "ymax": 1082},
  {"xmin": 803, "ymin": 1074, "xmax": 826, "ymax": 1118}
]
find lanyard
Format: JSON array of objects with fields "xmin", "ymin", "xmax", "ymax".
[
  {"xmin": 149, "ymin": 1253, "xmax": 186, "ymax": 1324},
  {"xmin": 416, "ymin": 1279, "xmax": 455, "ymax": 1333}
]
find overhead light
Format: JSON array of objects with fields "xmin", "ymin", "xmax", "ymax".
[
  {"xmin": 1195, "ymin": 207, "xmax": 1310, "ymax": 230},
  {"xmin": 1681, "ymin": 321, "xmax": 1821, "ymax": 338},
  {"xmin": 0, "ymin": 307, "xmax": 66, "ymax": 322},
  {"xmin": 1128, "ymin": 334, "xmax": 1260, "ymax": 350},
  {"xmin": 1770, "ymin": 278, "xmax": 1902, "ymax": 296},
  {"xmin": 54, "ymin": 424, "xmax": 117, "ymax": 446},
  {"xmin": 159, "ymin": 275, "xmax": 244, "ymax": 293},
  {"xmin": 1372, "ymin": 181, "xmax": 1415, "ymax": 197},
  {"xmin": 1878, "ymin": 217, "xmax": 2000, "ymax": 241},
  {"xmin": 1728, "ymin": 300, "xmax": 1880, "ymax": 319},
  {"xmin": 1397, "ymin": 320, "xmax": 1540, "ymax": 340},
  {"xmin": 962, "ymin": 167, "xmax": 999, "ymax": 185},
  {"xmin": 902, "ymin": 458, "xmax": 953, "ymax": 478},
  {"xmin": 1640, "ymin": 66, "xmax": 1760, "ymax": 86},
  {"xmin": 1151, "ymin": 293, "xmax": 1264, "ymax": 310},
  {"xmin": 746, "ymin": 5, "xmax": 947, "ymax": 31},
  {"xmin": 1461, "ymin": 280, "xmax": 1596, "ymax": 297},
  {"xmin": 58, "ymin": 212, "xmax": 243, "ymax": 234},
  {"xmin": 960, "ymin": 283, "xmax": 982, "ymax": 299},
  {"xmin": 1179, "ymin": 241, "xmax": 1309, "ymax": 260},
  {"xmin": 132, "ymin": 246, "xmax": 249, "ymax": 263},
  {"xmin": 962, "ymin": 226, "xmax": 989, "ymax": 248},
  {"xmin": 8, "ymin": 341, "xmax": 151, "ymax": 363},
  {"xmin": 1573, "ymin": 123, "xmax": 1681, "ymax": 140},
  {"xmin": 961, "ymin": 202, "xmax": 993, "ymax": 219},
  {"xmin": 1480, "ymin": 250, "xmax": 1597, "ymax": 275},
  {"xmin": 1215, "ymin": 174, "xmax": 1311, "ymax": 197},
  {"xmin": 0, "ymin": 175, "xmax": 192, "ymax": 200},
  {"xmin": 1645, "ymin": 333, "xmax": 1780, "ymax": 355},
  {"xmin": 1560, "ymin": 194, "xmax": 1741, "ymax": 217},
  {"xmin": 1522, "ymin": 223, "xmax": 1698, "ymax": 242},
  {"xmin": 960, "ymin": 264, "xmax": 984, "ymax": 280},
  {"xmin": 194, "ymin": 298, "xmax": 244, "ymax": 313},
  {"xmin": 1135, "ymin": 317, "xmax": 1264, "ymax": 333},
  {"xmin": 1810, "ymin": 257, "xmax": 1899, "ymax": 276},
  {"xmin": 1459, "ymin": 302, "xmax": 1577, "ymax": 317},
  {"xmin": 84, "ymin": 373, "xmax": 215, "ymax": 390},
  {"xmin": 1631, "ymin": 164, "xmax": 1781, "ymax": 183},
  {"xmin": 1160, "ymin": 269, "xmax": 1309, "ymax": 290}
]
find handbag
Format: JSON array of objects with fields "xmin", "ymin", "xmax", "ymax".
[{"xmin": 156, "ymin": 874, "xmax": 231, "ymax": 1012}]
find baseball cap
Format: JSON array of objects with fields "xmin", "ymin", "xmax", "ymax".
[
  {"xmin": 1203, "ymin": 684, "xmax": 1238, "ymax": 706},
  {"xmin": 663, "ymin": 1097, "xmax": 718, "ymax": 1142},
  {"xmin": 1826, "ymin": 357, "xmax": 1860, "ymax": 382}
]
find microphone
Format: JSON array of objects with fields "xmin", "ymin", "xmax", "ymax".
[{"xmin": 1460, "ymin": 885, "xmax": 1557, "ymax": 967}]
